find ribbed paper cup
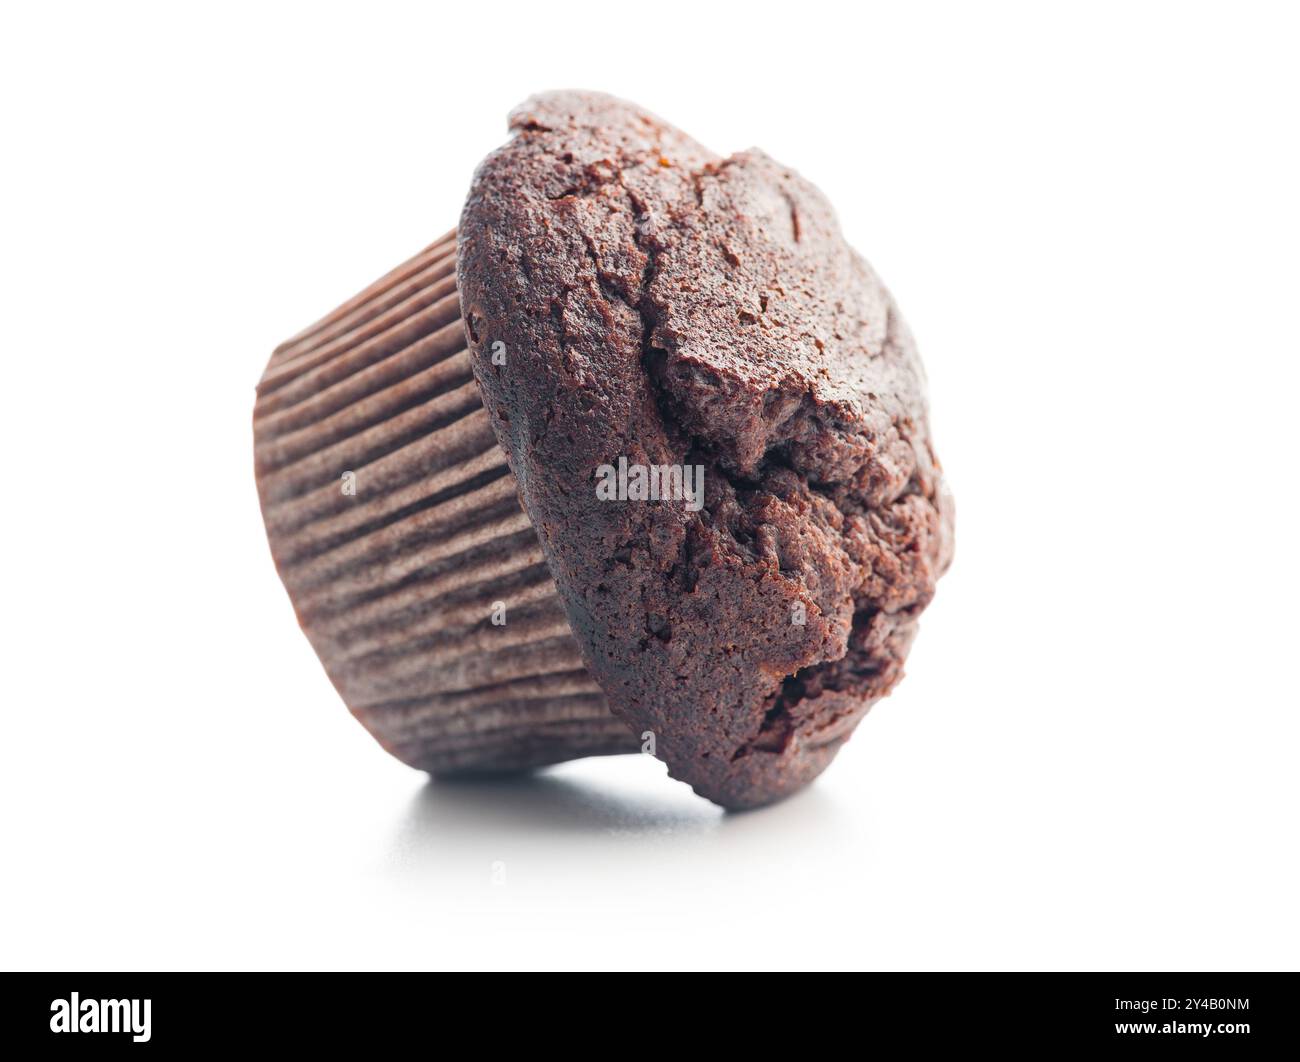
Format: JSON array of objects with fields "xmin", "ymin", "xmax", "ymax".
[{"xmin": 253, "ymin": 231, "xmax": 638, "ymax": 773}]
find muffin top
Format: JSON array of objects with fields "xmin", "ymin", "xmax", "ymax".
[{"xmin": 458, "ymin": 91, "xmax": 952, "ymax": 808}]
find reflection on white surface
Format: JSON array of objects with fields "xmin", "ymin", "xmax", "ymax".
[
  {"xmin": 383, "ymin": 755, "xmax": 854, "ymax": 900},
  {"xmin": 365, "ymin": 755, "xmax": 868, "ymax": 968}
]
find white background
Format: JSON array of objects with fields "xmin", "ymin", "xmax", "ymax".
[{"xmin": 2, "ymin": 1, "xmax": 1297, "ymax": 971}]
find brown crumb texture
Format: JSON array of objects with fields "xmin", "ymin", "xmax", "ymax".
[{"xmin": 458, "ymin": 91, "xmax": 953, "ymax": 808}]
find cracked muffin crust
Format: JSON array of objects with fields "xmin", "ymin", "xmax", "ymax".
[{"xmin": 459, "ymin": 91, "xmax": 953, "ymax": 808}]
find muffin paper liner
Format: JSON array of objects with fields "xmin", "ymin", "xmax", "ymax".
[{"xmin": 254, "ymin": 231, "xmax": 638, "ymax": 772}]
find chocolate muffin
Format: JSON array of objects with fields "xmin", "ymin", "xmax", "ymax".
[
  {"xmin": 255, "ymin": 91, "xmax": 951, "ymax": 808},
  {"xmin": 458, "ymin": 92, "xmax": 953, "ymax": 808}
]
